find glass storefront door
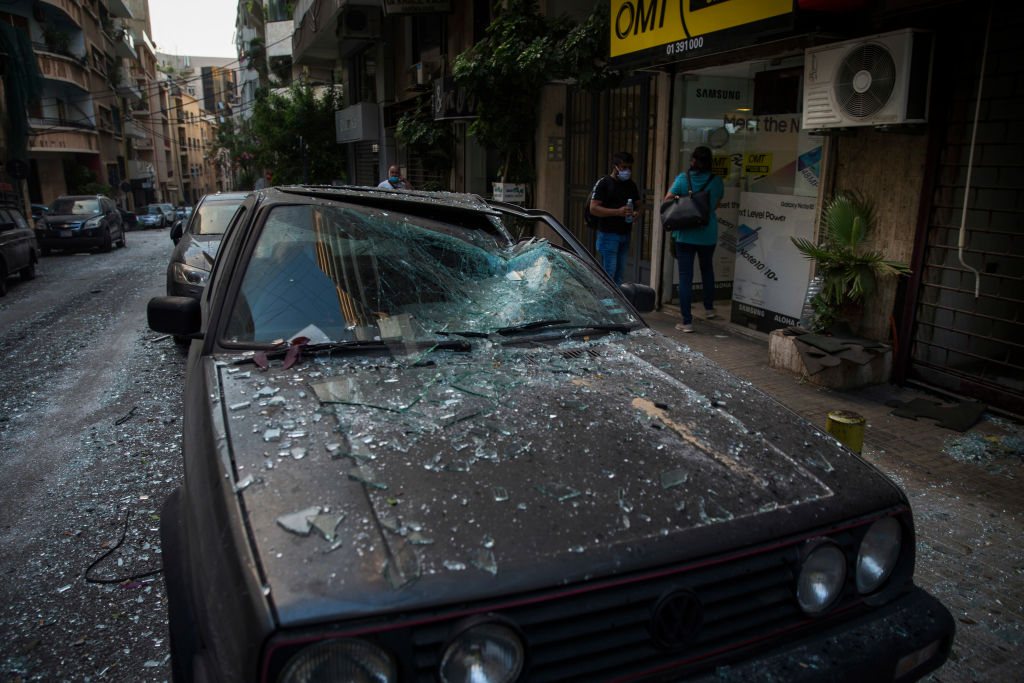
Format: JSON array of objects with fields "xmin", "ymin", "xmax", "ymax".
[{"xmin": 664, "ymin": 60, "xmax": 825, "ymax": 333}]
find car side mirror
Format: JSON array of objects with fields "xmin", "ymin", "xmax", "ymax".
[
  {"xmin": 620, "ymin": 282, "xmax": 656, "ymax": 313},
  {"xmin": 148, "ymin": 296, "xmax": 201, "ymax": 336},
  {"xmin": 170, "ymin": 222, "xmax": 183, "ymax": 244}
]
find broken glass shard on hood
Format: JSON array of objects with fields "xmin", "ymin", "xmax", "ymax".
[
  {"xmin": 537, "ymin": 482, "xmax": 580, "ymax": 502},
  {"xmin": 347, "ymin": 465, "xmax": 387, "ymax": 489},
  {"xmin": 310, "ymin": 513, "xmax": 345, "ymax": 543},
  {"xmin": 384, "ymin": 543, "xmax": 421, "ymax": 589},
  {"xmin": 276, "ymin": 506, "xmax": 322, "ymax": 535}
]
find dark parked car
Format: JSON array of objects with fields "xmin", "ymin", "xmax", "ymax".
[
  {"xmin": 166, "ymin": 192, "xmax": 247, "ymax": 299},
  {"xmin": 35, "ymin": 194, "xmax": 125, "ymax": 253},
  {"xmin": 137, "ymin": 204, "xmax": 172, "ymax": 229},
  {"xmin": 120, "ymin": 209, "xmax": 138, "ymax": 231},
  {"xmin": 147, "ymin": 186, "xmax": 953, "ymax": 683},
  {"xmin": 30, "ymin": 203, "xmax": 49, "ymax": 220},
  {"xmin": 175, "ymin": 204, "xmax": 194, "ymax": 222},
  {"xmin": 0, "ymin": 201, "xmax": 39, "ymax": 296}
]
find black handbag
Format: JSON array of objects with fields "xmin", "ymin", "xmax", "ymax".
[{"xmin": 660, "ymin": 171, "xmax": 713, "ymax": 232}]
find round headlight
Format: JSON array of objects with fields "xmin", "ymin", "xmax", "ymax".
[
  {"xmin": 796, "ymin": 542, "xmax": 847, "ymax": 615},
  {"xmin": 856, "ymin": 516, "xmax": 902, "ymax": 594},
  {"xmin": 440, "ymin": 622, "xmax": 524, "ymax": 683},
  {"xmin": 277, "ymin": 638, "xmax": 396, "ymax": 683}
]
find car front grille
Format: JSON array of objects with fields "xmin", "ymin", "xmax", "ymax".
[{"xmin": 265, "ymin": 510, "xmax": 909, "ymax": 682}]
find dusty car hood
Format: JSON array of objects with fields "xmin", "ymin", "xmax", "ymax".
[
  {"xmin": 174, "ymin": 233, "xmax": 221, "ymax": 270},
  {"xmin": 216, "ymin": 329, "xmax": 903, "ymax": 627},
  {"xmin": 45, "ymin": 213, "xmax": 93, "ymax": 225}
]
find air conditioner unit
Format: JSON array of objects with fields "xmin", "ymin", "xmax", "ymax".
[
  {"xmin": 802, "ymin": 28, "xmax": 933, "ymax": 130},
  {"xmin": 338, "ymin": 6, "xmax": 381, "ymax": 40},
  {"xmin": 410, "ymin": 60, "xmax": 441, "ymax": 86}
]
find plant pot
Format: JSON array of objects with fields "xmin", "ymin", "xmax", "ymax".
[{"xmin": 492, "ymin": 182, "xmax": 526, "ymax": 203}]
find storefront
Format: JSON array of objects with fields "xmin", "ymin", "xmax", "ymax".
[{"xmin": 610, "ymin": 0, "xmax": 832, "ymax": 333}]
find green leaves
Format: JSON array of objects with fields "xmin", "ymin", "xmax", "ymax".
[{"xmin": 791, "ymin": 190, "xmax": 911, "ymax": 332}]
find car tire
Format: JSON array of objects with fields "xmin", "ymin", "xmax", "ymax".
[
  {"xmin": 117, "ymin": 229, "xmax": 126, "ymax": 249},
  {"xmin": 160, "ymin": 489, "xmax": 202, "ymax": 683},
  {"xmin": 20, "ymin": 259, "xmax": 36, "ymax": 281},
  {"xmin": 100, "ymin": 227, "xmax": 113, "ymax": 253}
]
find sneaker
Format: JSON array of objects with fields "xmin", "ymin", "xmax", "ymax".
[
  {"xmin": 704, "ymin": 310, "xmax": 719, "ymax": 320},
  {"xmin": 675, "ymin": 323, "xmax": 694, "ymax": 333}
]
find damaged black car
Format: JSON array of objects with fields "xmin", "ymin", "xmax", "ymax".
[{"xmin": 148, "ymin": 186, "xmax": 953, "ymax": 683}]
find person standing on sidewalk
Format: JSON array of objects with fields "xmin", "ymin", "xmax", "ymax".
[
  {"xmin": 665, "ymin": 145, "xmax": 724, "ymax": 333},
  {"xmin": 589, "ymin": 151, "xmax": 643, "ymax": 285},
  {"xmin": 378, "ymin": 165, "xmax": 413, "ymax": 190}
]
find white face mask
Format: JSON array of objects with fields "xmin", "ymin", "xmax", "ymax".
[{"xmin": 616, "ymin": 168, "xmax": 632, "ymax": 181}]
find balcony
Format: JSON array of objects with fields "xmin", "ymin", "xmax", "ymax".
[
  {"xmin": 29, "ymin": 128, "xmax": 99, "ymax": 154},
  {"xmin": 108, "ymin": 22, "xmax": 137, "ymax": 60},
  {"xmin": 127, "ymin": 159, "xmax": 155, "ymax": 180},
  {"xmin": 38, "ymin": 0, "xmax": 83, "ymax": 24},
  {"xmin": 36, "ymin": 52, "xmax": 89, "ymax": 91},
  {"xmin": 104, "ymin": 0, "xmax": 132, "ymax": 18}
]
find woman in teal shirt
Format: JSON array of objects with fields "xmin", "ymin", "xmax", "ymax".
[{"xmin": 665, "ymin": 146, "xmax": 724, "ymax": 333}]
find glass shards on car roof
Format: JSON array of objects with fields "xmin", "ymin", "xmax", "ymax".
[{"xmin": 224, "ymin": 203, "xmax": 637, "ymax": 348}]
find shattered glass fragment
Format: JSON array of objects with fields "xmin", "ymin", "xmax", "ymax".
[
  {"xmin": 443, "ymin": 560, "xmax": 467, "ymax": 571},
  {"xmin": 347, "ymin": 465, "xmax": 387, "ymax": 489},
  {"xmin": 379, "ymin": 515, "xmax": 401, "ymax": 534},
  {"xmin": 443, "ymin": 458, "xmax": 471, "ymax": 472},
  {"xmin": 537, "ymin": 482, "xmax": 580, "ymax": 502},
  {"xmin": 698, "ymin": 497, "xmax": 735, "ymax": 525},
  {"xmin": 267, "ymin": 395, "xmax": 287, "ymax": 407},
  {"xmin": 384, "ymin": 543, "xmax": 421, "ymax": 589},
  {"xmin": 287, "ymin": 430, "xmax": 307, "ymax": 439},
  {"xmin": 470, "ymin": 548, "xmax": 498, "ymax": 576},
  {"xmin": 262, "ymin": 428, "xmax": 282, "ymax": 442},
  {"xmin": 233, "ymin": 474, "xmax": 260, "ymax": 493},
  {"xmin": 276, "ymin": 506, "xmax": 322, "ymax": 535},
  {"xmin": 492, "ymin": 486, "xmax": 509, "ymax": 502},
  {"xmin": 407, "ymin": 531, "xmax": 434, "ymax": 545},
  {"xmin": 482, "ymin": 534, "xmax": 495, "ymax": 548},
  {"xmin": 660, "ymin": 468, "xmax": 689, "ymax": 489},
  {"xmin": 325, "ymin": 442, "xmax": 342, "ymax": 457},
  {"xmin": 617, "ymin": 488, "xmax": 634, "ymax": 513},
  {"xmin": 290, "ymin": 446, "xmax": 307, "ymax": 460},
  {"xmin": 310, "ymin": 514, "xmax": 344, "ymax": 542},
  {"xmin": 229, "ymin": 401, "xmax": 251, "ymax": 411},
  {"xmin": 256, "ymin": 386, "xmax": 280, "ymax": 397}
]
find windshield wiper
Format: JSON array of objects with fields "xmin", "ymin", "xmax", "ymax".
[
  {"xmin": 250, "ymin": 338, "xmax": 471, "ymax": 360},
  {"xmin": 495, "ymin": 319, "xmax": 571, "ymax": 335}
]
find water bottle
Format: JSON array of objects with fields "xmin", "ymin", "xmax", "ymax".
[{"xmin": 625, "ymin": 198, "xmax": 634, "ymax": 224}]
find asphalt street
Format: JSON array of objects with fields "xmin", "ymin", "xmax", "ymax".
[{"xmin": 0, "ymin": 229, "xmax": 182, "ymax": 681}]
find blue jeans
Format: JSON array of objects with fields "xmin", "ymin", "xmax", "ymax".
[
  {"xmin": 676, "ymin": 242, "xmax": 716, "ymax": 324},
  {"xmin": 596, "ymin": 231, "xmax": 631, "ymax": 285}
]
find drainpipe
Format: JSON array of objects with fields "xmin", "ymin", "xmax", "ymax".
[{"xmin": 957, "ymin": 2, "xmax": 992, "ymax": 299}]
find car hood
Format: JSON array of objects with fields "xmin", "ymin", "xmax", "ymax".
[
  {"xmin": 217, "ymin": 329, "xmax": 904, "ymax": 627},
  {"xmin": 45, "ymin": 213, "xmax": 95, "ymax": 223},
  {"xmin": 174, "ymin": 233, "xmax": 221, "ymax": 270}
]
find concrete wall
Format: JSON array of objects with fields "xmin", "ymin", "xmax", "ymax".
[{"xmin": 534, "ymin": 85, "xmax": 567, "ymax": 222}]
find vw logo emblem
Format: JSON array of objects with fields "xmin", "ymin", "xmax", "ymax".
[{"xmin": 649, "ymin": 589, "xmax": 703, "ymax": 650}]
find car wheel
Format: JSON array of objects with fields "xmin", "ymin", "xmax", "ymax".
[
  {"xmin": 100, "ymin": 227, "xmax": 113, "ymax": 253},
  {"xmin": 117, "ymin": 229, "xmax": 126, "ymax": 249},
  {"xmin": 160, "ymin": 489, "xmax": 202, "ymax": 683},
  {"xmin": 20, "ymin": 259, "xmax": 36, "ymax": 281}
]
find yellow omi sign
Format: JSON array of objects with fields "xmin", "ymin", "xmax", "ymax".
[{"xmin": 610, "ymin": 0, "xmax": 793, "ymax": 59}]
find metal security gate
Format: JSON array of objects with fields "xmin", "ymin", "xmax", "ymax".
[
  {"xmin": 904, "ymin": 19, "xmax": 1024, "ymax": 415},
  {"xmin": 565, "ymin": 76, "xmax": 658, "ymax": 285}
]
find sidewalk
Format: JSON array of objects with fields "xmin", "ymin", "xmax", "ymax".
[{"xmin": 645, "ymin": 307, "xmax": 1024, "ymax": 681}]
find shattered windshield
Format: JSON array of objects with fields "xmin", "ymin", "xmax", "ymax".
[{"xmin": 224, "ymin": 203, "xmax": 638, "ymax": 346}]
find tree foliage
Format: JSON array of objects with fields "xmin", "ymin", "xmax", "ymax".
[
  {"xmin": 395, "ymin": 96, "xmax": 454, "ymax": 176},
  {"xmin": 452, "ymin": 0, "xmax": 618, "ymax": 183},
  {"xmin": 214, "ymin": 83, "xmax": 347, "ymax": 188}
]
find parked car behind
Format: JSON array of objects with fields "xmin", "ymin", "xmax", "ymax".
[
  {"xmin": 120, "ymin": 209, "xmax": 138, "ymax": 231},
  {"xmin": 30, "ymin": 203, "xmax": 49, "ymax": 221},
  {"xmin": 175, "ymin": 205, "xmax": 193, "ymax": 222},
  {"xmin": 147, "ymin": 186, "xmax": 953, "ymax": 683},
  {"xmin": 35, "ymin": 195, "xmax": 125, "ymax": 254},
  {"xmin": 137, "ymin": 204, "xmax": 171, "ymax": 229},
  {"xmin": 0, "ymin": 201, "xmax": 39, "ymax": 296},
  {"xmin": 166, "ymin": 192, "xmax": 248, "ymax": 299}
]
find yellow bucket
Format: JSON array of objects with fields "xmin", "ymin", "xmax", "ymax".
[{"xmin": 827, "ymin": 410, "xmax": 865, "ymax": 454}]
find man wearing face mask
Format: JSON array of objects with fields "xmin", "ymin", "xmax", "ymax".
[
  {"xmin": 378, "ymin": 165, "xmax": 413, "ymax": 190},
  {"xmin": 589, "ymin": 151, "xmax": 643, "ymax": 285}
]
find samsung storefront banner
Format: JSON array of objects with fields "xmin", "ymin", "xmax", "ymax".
[{"xmin": 730, "ymin": 192, "xmax": 816, "ymax": 333}]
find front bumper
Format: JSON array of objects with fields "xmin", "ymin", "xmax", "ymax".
[
  {"xmin": 675, "ymin": 587, "xmax": 954, "ymax": 683},
  {"xmin": 36, "ymin": 229, "xmax": 106, "ymax": 250}
]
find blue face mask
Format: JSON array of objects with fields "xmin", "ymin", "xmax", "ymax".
[
  {"xmin": 617, "ymin": 168, "xmax": 632, "ymax": 181},
  {"xmin": 389, "ymin": 176, "xmax": 401, "ymax": 184}
]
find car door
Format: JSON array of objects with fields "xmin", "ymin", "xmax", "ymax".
[{"xmin": 0, "ymin": 209, "xmax": 30, "ymax": 272}]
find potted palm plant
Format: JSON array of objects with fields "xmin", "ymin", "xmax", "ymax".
[{"xmin": 791, "ymin": 190, "xmax": 911, "ymax": 334}]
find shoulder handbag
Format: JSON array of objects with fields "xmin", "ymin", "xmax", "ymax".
[{"xmin": 660, "ymin": 171, "xmax": 713, "ymax": 232}]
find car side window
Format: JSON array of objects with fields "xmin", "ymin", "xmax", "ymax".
[
  {"xmin": 0, "ymin": 209, "xmax": 11, "ymax": 230},
  {"xmin": 9, "ymin": 210, "xmax": 28, "ymax": 229}
]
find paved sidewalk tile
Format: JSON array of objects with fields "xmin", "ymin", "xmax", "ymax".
[{"xmin": 643, "ymin": 308, "xmax": 1024, "ymax": 681}]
